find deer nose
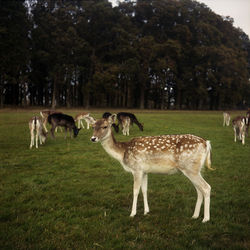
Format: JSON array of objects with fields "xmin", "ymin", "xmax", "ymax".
[{"xmin": 91, "ymin": 136, "xmax": 97, "ymax": 142}]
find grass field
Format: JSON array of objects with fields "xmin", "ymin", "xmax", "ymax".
[{"xmin": 0, "ymin": 109, "xmax": 249, "ymax": 249}]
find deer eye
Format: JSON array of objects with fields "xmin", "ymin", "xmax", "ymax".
[{"xmin": 103, "ymin": 126, "xmax": 108, "ymax": 129}]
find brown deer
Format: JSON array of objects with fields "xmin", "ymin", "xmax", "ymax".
[
  {"xmin": 29, "ymin": 116, "xmax": 47, "ymax": 149},
  {"xmin": 91, "ymin": 114, "xmax": 213, "ymax": 223}
]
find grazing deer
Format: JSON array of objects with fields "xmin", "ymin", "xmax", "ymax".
[
  {"xmin": 121, "ymin": 116, "xmax": 131, "ymax": 136},
  {"xmin": 223, "ymin": 112, "xmax": 231, "ymax": 126},
  {"xmin": 117, "ymin": 112, "xmax": 143, "ymax": 132},
  {"xmin": 232, "ymin": 116, "xmax": 247, "ymax": 145},
  {"xmin": 75, "ymin": 112, "xmax": 90, "ymax": 129},
  {"xmin": 29, "ymin": 116, "xmax": 47, "ymax": 149},
  {"xmin": 48, "ymin": 113, "xmax": 81, "ymax": 138},
  {"xmin": 91, "ymin": 114, "xmax": 213, "ymax": 223},
  {"xmin": 40, "ymin": 110, "xmax": 62, "ymax": 132}
]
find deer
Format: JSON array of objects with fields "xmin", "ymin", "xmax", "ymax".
[
  {"xmin": 84, "ymin": 115, "xmax": 96, "ymax": 129},
  {"xmin": 29, "ymin": 116, "xmax": 47, "ymax": 149},
  {"xmin": 75, "ymin": 112, "xmax": 90, "ymax": 129},
  {"xmin": 40, "ymin": 110, "xmax": 62, "ymax": 132},
  {"xmin": 121, "ymin": 116, "xmax": 131, "ymax": 136},
  {"xmin": 223, "ymin": 112, "xmax": 231, "ymax": 126},
  {"xmin": 232, "ymin": 116, "xmax": 247, "ymax": 145},
  {"xmin": 48, "ymin": 113, "xmax": 81, "ymax": 138},
  {"xmin": 102, "ymin": 112, "xmax": 119, "ymax": 132},
  {"xmin": 91, "ymin": 114, "xmax": 213, "ymax": 223},
  {"xmin": 117, "ymin": 112, "xmax": 143, "ymax": 131}
]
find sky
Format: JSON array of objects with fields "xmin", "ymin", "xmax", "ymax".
[
  {"xmin": 198, "ymin": 0, "xmax": 250, "ymax": 38},
  {"xmin": 109, "ymin": 0, "xmax": 250, "ymax": 38}
]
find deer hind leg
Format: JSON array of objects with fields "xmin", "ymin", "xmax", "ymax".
[
  {"xmin": 130, "ymin": 171, "xmax": 143, "ymax": 217},
  {"xmin": 141, "ymin": 173, "xmax": 149, "ymax": 215},
  {"xmin": 35, "ymin": 130, "xmax": 39, "ymax": 148},
  {"xmin": 192, "ymin": 187, "xmax": 203, "ymax": 219},
  {"xmin": 182, "ymin": 171, "xmax": 211, "ymax": 223},
  {"xmin": 30, "ymin": 130, "xmax": 34, "ymax": 148}
]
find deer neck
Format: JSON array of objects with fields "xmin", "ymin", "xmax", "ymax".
[{"xmin": 101, "ymin": 131, "xmax": 125, "ymax": 163}]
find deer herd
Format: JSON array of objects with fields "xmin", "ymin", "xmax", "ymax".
[{"xmin": 28, "ymin": 108, "xmax": 249, "ymax": 223}]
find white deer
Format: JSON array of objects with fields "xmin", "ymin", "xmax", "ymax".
[
  {"xmin": 29, "ymin": 116, "xmax": 47, "ymax": 149},
  {"xmin": 91, "ymin": 114, "xmax": 213, "ymax": 223},
  {"xmin": 75, "ymin": 112, "xmax": 95, "ymax": 129},
  {"xmin": 121, "ymin": 116, "xmax": 131, "ymax": 136},
  {"xmin": 223, "ymin": 112, "xmax": 231, "ymax": 126},
  {"xmin": 232, "ymin": 116, "xmax": 247, "ymax": 145}
]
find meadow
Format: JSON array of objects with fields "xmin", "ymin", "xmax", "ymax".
[{"xmin": 0, "ymin": 109, "xmax": 249, "ymax": 250}]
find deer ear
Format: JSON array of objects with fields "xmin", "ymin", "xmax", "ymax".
[{"xmin": 108, "ymin": 114, "xmax": 117, "ymax": 124}]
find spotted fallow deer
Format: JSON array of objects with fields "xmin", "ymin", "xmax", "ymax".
[
  {"xmin": 29, "ymin": 116, "xmax": 47, "ymax": 149},
  {"xmin": 91, "ymin": 114, "xmax": 213, "ymax": 223},
  {"xmin": 223, "ymin": 112, "xmax": 231, "ymax": 126}
]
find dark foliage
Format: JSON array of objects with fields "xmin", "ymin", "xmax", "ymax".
[{"xmin": 0, "ymin": 0, "xmax": 249, "ymax": 109}]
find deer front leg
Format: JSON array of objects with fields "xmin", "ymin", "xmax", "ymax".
[
  {"xmin": 80, "ymin": 120, "xmax": 85, "ymax": 129},
  {"xmin": 141, "ymin": 173, "xmax": 149, "ymax": 215},
  {"xmin": 130, "ymin": 171, "xmax": 143, "ymax": 217}
]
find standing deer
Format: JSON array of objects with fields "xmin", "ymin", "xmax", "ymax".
[
  {"xmin": 223, "ymin": 112, "xmax": 231, "ymax": 126},
  {"xmin": 91, "ymin": 114, "xmax": 213, "ymax": 223},
  {"xmin": 29, "ymin": 116, "xmax": 47, "ymax": 149},
  {"xmin": 232, "ymin": 116, "xmax": 247, "ymax": 145},
  {"xmin": 121, "ymin": 116, "xmax": 131, "ymax": 136}
]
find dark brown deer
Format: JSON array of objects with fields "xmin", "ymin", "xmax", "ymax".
[
  {"xmin": 91, "ymin": 114, "xmax": 213, "ymax": 223},
  {"xmin": 48, "ymin": 113, "xmax": 81, "ymax": 138}
]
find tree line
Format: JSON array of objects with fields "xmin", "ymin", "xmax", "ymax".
[{"xmin": 1, "ymin": 0, "xmax": 250, "ymax": 109}]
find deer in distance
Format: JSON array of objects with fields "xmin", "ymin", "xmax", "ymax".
[
  {"xmin": 223, "ymin": 112, "xmax": 231, "ymax": 126},
  {"xmin": 117, "ymin": 112, "xmax": 143, "ymax": 132},
  {"xmin": 121, "ymin": 115, "xmax": 131, "ymax": 136},
  {"xmin": 48, "ymin": 113, "xmax": 81, "ymax": 139},
  {"xmin": 232, "ymin": 116, "xmax": 248, "ymax": 145},
  {"xmin": 91, "ymin": 114, "xmax": 213, "ymax": 223},
  {"xmin": 29, "ymin": 116, "xmax": 47, "ymax": 149}
]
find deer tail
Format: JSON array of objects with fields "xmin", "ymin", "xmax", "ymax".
[{"xmin": 205, "ymin": 140, "xmax": 215, "ymax": 171}]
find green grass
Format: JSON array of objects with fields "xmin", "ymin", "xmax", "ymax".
[{"xmin": 0, "ymin": 109, "xmax": 249, "ymax": 249}]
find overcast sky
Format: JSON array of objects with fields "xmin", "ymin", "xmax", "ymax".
[
  {"xmin": 110, "ymin": 0, "xmax": 250, "ymax": 38},
  {"xmin": 198, "ymin": 0, "xmax": 250, "ymax": 37}
]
